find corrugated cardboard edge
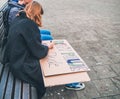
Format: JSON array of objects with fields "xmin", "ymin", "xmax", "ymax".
[{"xmin": 43, "ymin": 71, "xmax": 90, "ymax": 87}]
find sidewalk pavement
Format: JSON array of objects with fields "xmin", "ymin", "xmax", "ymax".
[
  {"xmin": 39, "ymin": 0, "xmax": 120, "ymax": 99},
  {"xmin": 0, "ymin": 0, "xmax": 120, "ymax": 99}
]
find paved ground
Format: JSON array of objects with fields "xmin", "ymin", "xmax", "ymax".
[
  {"xmin": 39, "ymin": 0, "xmax": 120, "ymax": 99},
  {"xmin": 1, "ymin": 0, "xmax": 120, "ymax": 99}
]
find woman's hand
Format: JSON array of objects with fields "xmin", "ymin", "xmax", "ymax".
[{"xmin": 48, "ymin": 41, "xmax": 54, "ymax": 49}]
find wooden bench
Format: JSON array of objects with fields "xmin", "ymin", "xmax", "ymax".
[{"xmin": 0, "ymin": 2, "xmax": 38, "ymax": 99}]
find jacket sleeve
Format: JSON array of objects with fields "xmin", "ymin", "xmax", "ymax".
[{"xmin": 22, "ymin": 19, "xmax": 49, "ymax": 59}]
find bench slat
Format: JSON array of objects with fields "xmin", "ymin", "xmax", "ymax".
[
  {"xmin": 22, "ymin": 83, "xmax": 30, "ymax": 99},
  {"xmin": 4, "ymin": 72, "xmax": 14, "ymax": 99},
  {"xmin": 0, "ymin": 63, "xmax": 3, "ymax": 79},
  {"xmin": 0, "ymin": 66, "xmax": 9, "ymax": 99},
  {"xmin": 14, "ymin": 79, "xmax": 22, "ymax": 99}
]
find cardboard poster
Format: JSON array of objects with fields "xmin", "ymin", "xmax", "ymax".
[
  {"xmin": 40, "ymin": 39, "xmax": 90, "ymax": 77},
  {"xmin": 40, "ymin": 39, "xmax": 90, "ymax": 87}
]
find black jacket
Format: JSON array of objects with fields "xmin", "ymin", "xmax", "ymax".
[{"xmin": 6, "ymin": 12, "xmax": 48, "ymax": 87}]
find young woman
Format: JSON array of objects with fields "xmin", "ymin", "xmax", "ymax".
[
  {"xmin": 8, "ymin": 0, "xmax": 84, "ymax": 91},
  {"xmin": 24, "ymin": 1, "xmax": 85, "ymax": 91},
  {"xmin": 6, "ymin": 1, "xmax": 53, "ymax": 99}
]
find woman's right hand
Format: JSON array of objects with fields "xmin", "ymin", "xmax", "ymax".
[{"xmin": 48, "ymin": 42, "xmax": 54, "ymax": 49}]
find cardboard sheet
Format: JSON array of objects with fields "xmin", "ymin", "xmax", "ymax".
[
  {"xmin": 41, "ymin": 40, "xmax": 90, "ymax": 76},
  {"xmin": 40, "ymin": 39, "xmax": 90, "ymax": 87},
  {"xmin": 43, "ymin": 72, "xmax": 90, "ymax": 87}
]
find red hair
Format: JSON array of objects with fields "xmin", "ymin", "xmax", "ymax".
[{"xmin": 24, "ymin": 1, "xmax": 43, "ymax": 27}]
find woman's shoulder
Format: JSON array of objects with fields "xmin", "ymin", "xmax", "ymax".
[
  {"xmin": 19, "ymin": 12, "xmax": 37, "ymax": 24},
  {"xmin": 13, "ymin": 12, "xmax": 35, "ymax": 25}
]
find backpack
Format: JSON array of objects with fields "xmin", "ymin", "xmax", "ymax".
[{"xmin": 0, "ymin": 1, "xmax": 24, "ymax": 65}]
